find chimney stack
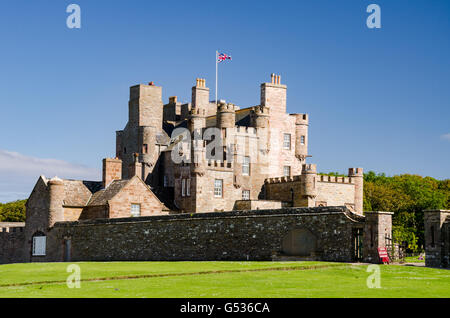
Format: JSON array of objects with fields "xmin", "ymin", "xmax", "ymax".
[{"xmin": 102, "ymin": 157, "xmax": 122, "ymax": 188}]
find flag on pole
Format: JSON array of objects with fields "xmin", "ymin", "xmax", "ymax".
[
  {"xmin": 216, "ymin": 51, "xmax": 232, "ymax": 104},
  {"xmin": 217, "ymin": 52, "xmax": 232, "ymax": 63}
]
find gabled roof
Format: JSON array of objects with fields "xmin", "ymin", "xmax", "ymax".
[
  {"xmin": 87, "ymin": 179, "xmax": 129, "ymax": 206},
  {"xmin": 62, "ymin": 180, "xmax": 102, "ymax": 207}
]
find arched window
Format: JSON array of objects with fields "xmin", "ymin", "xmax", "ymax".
[{"xmin": 32, "ymin": 232, "xmax": 46, "ymax": 256}]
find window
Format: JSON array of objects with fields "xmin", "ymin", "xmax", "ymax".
[
  {"xmin": 186, "ymin": 178, "xmax": 191, "ymax": 196},
  {"xmin": 181, "ymin": 179, "xmax": 186, "ymax": 197},
  {"xmin": 163, "ymin": 175, "xmax": 168, "ymax": 187},
  {"xmin": 301, "ymin": 135, "xmax": 305, "ymax": 145},
  {"xmin": 283, "ymin": 133, "xmax": 291, "ymax": 149},
  {"xmin": 242, "ymin": 190, "xmax": 250, "ymax": 200},
  {"xmin": 32, "ymin": 235, "xmax": 46, "ymax": 256},
  {"xmin": 214, "ymin": 179, "xmax": 223, "ymax": 197},
  {"xmin": 142, "ymin": 144, "xmax": 148, "ymax": 154},
  {"xmin": 283, "ymin": 166, "xmax": 291, "ymax": 177},
  {"xmin": 131, "ymin": 204, "xmax": 141, "ymax": 217},
  {"xmin": 242, "ymin": 156, "xmax": 250, "ymax": 176}
]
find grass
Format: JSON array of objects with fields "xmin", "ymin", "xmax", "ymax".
[
  {"xmin": 404, "ymin": 256, "xmax": 425, "ymax": 263},
  {"xmin": 0, "ymin": 261, "xmax": 448, "ymax": 298}
]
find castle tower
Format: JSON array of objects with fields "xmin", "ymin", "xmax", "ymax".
[
  {"xmin": 118, "ymin": 82, "xmax": 164, "ymax": 183},
  {"xmin": 250, "ymin": 105, "xmax": 270, "ymax": 128},
  {"xmin": 216, "ymin": 101, "xmax": 236, "ymax": 128},
  {"xmin": 349, "ymin": 168, "xmax": 364, "ymax": 215},
  {"xmin": 260, "ymin": 73, "xmax": 287, "ymax": 127},
  {"xmin": 48, "ymin": 177, "xmax": 64, "ymax": 227},
  {"xmin": 297, "ymin": 164, "xmax": 317, "ymax": 207},
  {"xmin": 129, "ymin": 83, "xmax": 163, "ymax": 129},
  {"xmin": 293, "ymin": 113, "xmax": 309, "ymax": 161}
]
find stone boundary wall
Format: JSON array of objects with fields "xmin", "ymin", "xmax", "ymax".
[{"xmin": 43, "ymin": 206, "xmax": 364, "ymax": 262}]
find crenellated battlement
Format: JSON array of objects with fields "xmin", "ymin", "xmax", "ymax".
[
  {"xmin": 252, "ymin": 105, "xmax": 270, "ymax": 116},
  {"xmin": 236, "ymin": 126, "xmax": 257, "ymax": 134},
  {"xmin": 317, "ymin": 175, "xmax": 354, "ymax": 184},
  {"xmin": 207, "ymin": 160, "xmax": 233, "ymax": 169},
  {"xmin": 302, "ymin": 163, "xmax": 317, "ymax": 174},
  {"xmin": 292, "ymin": 113, "xmax": 309, "ymax": 125},
  {"xmin": 189, "ymin": 108, "xmax": 206, "ymax": 116},
  {"xmin": 218, "ymin": 102, "xmax": 236, "ymax": 113}
]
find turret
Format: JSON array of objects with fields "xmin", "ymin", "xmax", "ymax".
[
  {"xmin": 297, "ymin": 164, "xmax": 317, "ymax": 207},
  {"xmin": 250, "ymin": 105, "xmax": 270, "ymax": 128},
  {"xmin": 293, "ymin": 113, "xmax": 309, "ymax": 161},
  {"xmin": 188, "ymin": 107, "xmax": 206, "ymax": 132},
  {"xmin": 349, "ymin": 168, "xmax": 364, "ymax": 215},
  {"xmin": 48, "ymin": 177, "xmax": 64, "ymax": 227},
  {"xmin": 216, "ymin": 101, "xmax": 236, "ymax": 128}
]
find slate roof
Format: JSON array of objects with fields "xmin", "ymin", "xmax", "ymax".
[
  {"xmin": 87, "ymin": 179, "xmax": 130, "ymax": 206},
  {"xmin": 62, "ymin": 180, "xmax": 101, "ymax": 207}
]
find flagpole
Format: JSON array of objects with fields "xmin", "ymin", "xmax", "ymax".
[{"xmin": 215, "ymin": 50, "xmax": 218, "ymax": 104}]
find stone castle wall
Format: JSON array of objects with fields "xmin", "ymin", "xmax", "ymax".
[{"xmin": 38, "ymin": 206, "xmax": 365, "ymax": 263}]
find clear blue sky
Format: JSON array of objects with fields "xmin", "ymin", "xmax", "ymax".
[{"xmin": 0, "ymin": 0, "xmax": 449, "ymax": 202}]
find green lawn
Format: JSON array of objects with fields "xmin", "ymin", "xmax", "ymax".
[{"xmin": 0, "ymin": 261, "xmax": 448, "ymax": 298}]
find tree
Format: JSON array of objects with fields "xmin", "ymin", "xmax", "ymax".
[{"xmin": 0, "ymin": 200, "xmax": 27, "ymax": 222}]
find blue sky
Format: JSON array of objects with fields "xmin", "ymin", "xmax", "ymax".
[{"xmin": 0, "ymin": 0, "xmax": 449, "ymax": 202}]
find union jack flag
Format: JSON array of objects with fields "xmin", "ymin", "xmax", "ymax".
[{"xmin": 218, "ymin": 52, "xmax": 232, "ymax": 63}]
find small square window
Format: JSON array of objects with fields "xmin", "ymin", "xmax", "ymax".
[
  {"xmin": 131, "ymin": 204, "xmax": 141, "ymax": 217},
  {"xmin": 242, "ymin": 190, "xmax": 250, "ymax": 200},
  {"xmin": 214, "ymin": 179, "xmax": 223, "ymax": 197},
  {"xmin": 283, "ymin": 133, "xmax": 291, "ymax": 149},
  {"xmin": 283, "ymin": 166, "xmax": 291, "ymax": 177}
]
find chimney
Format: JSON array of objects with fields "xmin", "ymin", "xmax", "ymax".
[
  {"xmin": 102, "ymin": 157, "xmax": 122, "ymax": 188},
  {"xmin": 128, "ymin": 153, "xmax": 142, "ymax": 179},
  {"xmin": 169, "ymin": 96, "xmax": 177, "ymax": 104}
]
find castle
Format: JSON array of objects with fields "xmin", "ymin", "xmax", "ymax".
[
  {"xmin": 1, "ymin": 74, "xmax": 397, "ymax": 265},
  {"xmin": 113, "ymin": 73, "xmax": 364, "ymax": 214}
]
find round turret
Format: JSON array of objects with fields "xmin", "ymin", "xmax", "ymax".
[
  {"xmin": 250, "ymin": 106, "xmax": 270, "ymax": 128},
  {"xmin": 293, "ymin": 113, "xmax": 309, "ymax": 161},
  {"xmin": 301, "ymin": 164, "xmax": 317, "ymax": 198},
  {"xmin": 48, "ymin": 176, "xmax": 64, "ymax": 227},
  {"xmin": 216, "ymin": 101, "xmax": 236, "ymax": 128},
  {"xmin": 188, "ymin": 108, "xmax": 206, "ymax": 132},
  {"xmin": 349, "ymin": 167, "xmax": 364, "ymax": 215}
]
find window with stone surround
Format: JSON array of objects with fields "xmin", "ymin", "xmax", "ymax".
[
  {"xmin": 142, "ymin": 144, "xmax": 148, "ymax": 154},
  {"xmin": 32, "ymin": 234, "xmax": 46, "ymax": 256},
  {"xmin": 283, "ymin": 166, "xmax": 291, "ymax": 177},
  {"xmin": 242, "ymin": 190, "xmax": 250, "ymax": 200},
  {"xmin": 131, "ymin": 203, "xmax": 141, "ymax": 217},
  {"xmin": 181, "ymin": 179, "xmax": 186, "ymax": 197},
  {"xmin": 242, "ymin": 156, "xmax": 250, "ymax": 176},
  {"xmin": 186, "ymin": 178, "xmax": 191, "ymax": 196},
  {"xmin": 163, "ymin": 175, "xmax": 168, "ymax": 187},
  {"xmin": 301, "ymin": 135, "xmax": 305, "ymax": 145},
  {"xmin": 283, "ymin": 133, "xmax": 291, "ymax": 149},
  {"xmin": 214, "ymin": 179, "xmax": 223, "ymax": 197}
]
